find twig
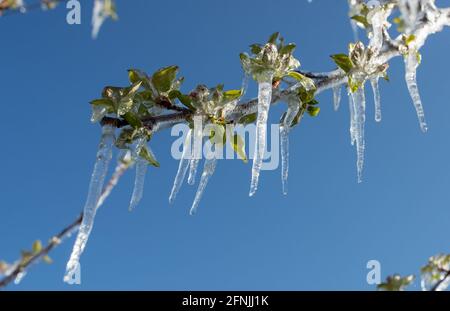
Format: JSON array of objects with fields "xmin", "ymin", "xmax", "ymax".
[
  {"xmin": 0, "ymin": 214, "xmax": 82, "ymax": 288},
  {"xmin": 430, "ymin": 270, "xmax": 450, "ymax": 291},
  {"xmin": 0, "ymin": 159, "xmax": 131, "ymax": 289}
]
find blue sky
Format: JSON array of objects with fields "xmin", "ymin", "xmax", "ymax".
[{"xmin": 1, "ymin": 0, "xmax": 450, "ymax": 290}]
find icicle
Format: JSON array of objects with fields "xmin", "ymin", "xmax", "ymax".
[
  {"xmin": 249, "ymin": 72, "xmax": 274, "ymax": 197},
  {"xmin": 188, "ymin": 115, "xmax": 204, "ymax": 185},
  {"xmin": 91, "ymin": 0, "xmax": 105, "ymax": 39},
  {"xmin": 97, "ymin": 150, "xmax": 132, "ymax": 208},
  {"xmin": 91, "ymin": 105, "xmax": 107, "ymax": 123},
  {"xmin": 241, "ymin": 73, "xmax": 250, "ymax": 97},
  {"xmin": 370, "ymin": 77, "xmax": 382, "ymax": 122},
  {"xmin": 333, "ymin": 86, "xmax": 342, "ymax": 111},
  {"xmin": 128, "ymin": 137, "xmax": 148, "ymax": 211},
  {"xmin": 64, "ymin": 125, "xmax": 114, "ymax": 283},
  {"xmin": 280, "ymin": 97, "xmax": 300, "ymax": 195},
  {"xmin": 348, "ymin": 92, "xmax": 357, "ymax": 146},
  {"xmin": 188, "ymin": 159, "xmax": 199, "ymax": 185},
  {"xmin": 190, "ymin": 148, "xmax": 217, "ymax": 215},
  {"xmin": 350, "ymin": 86, "xmax": 366, "ymax": 183},
  {"xmin": 14, "ymin": 271, "xmax": 26, "ymax": 285},
  {"xmin": 169, "ymin": 129, "xmax": 192, "ymax": 204},
  {"xmin": 404, "ymin": 52, "xmax": 428, "ymax": 132}
]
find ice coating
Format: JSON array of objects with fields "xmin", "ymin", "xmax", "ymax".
[
  {"xmin": 249, "ymin": 72, "xmax": 273, "ymax": 196},
  {"xmin": 64, "ymin": 125, "xmax": 114, "ymax": 283}
]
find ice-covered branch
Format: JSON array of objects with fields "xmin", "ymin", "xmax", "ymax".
[
  {"xmin": 0, "ymin": 151, "xmax": 131, "ymax": 289},
  {"xmin": 0, "ymin": 214, "xmax": 82, "ymax": 289}
]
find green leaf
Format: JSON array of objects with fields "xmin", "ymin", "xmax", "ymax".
[
  {"xmin": 151, "ymin": 65, "xmax": 179, "ymax": 93},
  {"xmin": 331, "ymin": 54, "xmax": 354, "ymax": 73},
  {"xmin": 239, "ymin": 52, "xmax": 250, "ymax": 63},
  {"xmin": 287, "ymin": 71, "xmax": 306, "ymax": 81},
  {"xmin": 117, "ymin": 98, "xmax": 133, "ymax": 116},
  {"xmin": 123, "ymin": 112, "xmax": 142, "ymax": 129},
  {"xmin": 32, "ymin": 240, "xmax": 42, "ymax": 254},
  {"xmin": 20, "ymin": 251, "xmax": 33, "ymax": 266},
  {"xmin": 404, "ymin": 34, "xmax": 416, "ymax": 46},
  {"xmin": 267, "ymin": 32, "xmax": 279, "ymax": 44},
  {"xmin": 169, "ymin": 90, "xmax": 196, "ymax": 111},
  {"xmin": 416, "ymin": 51, "xmax": 422, "ymax": 65},
  {"xmin": 377, "ymin": 274, "xmax": 415, "ymax": 291},
  {"xmin": 307, "ymin": 106, "xmax": 320, "ymax": 117},
  {"xmin": 351, "ymin": 15, "xmax": 369, "ymax": 28},
  {"xmin": 42, "ymin": 255, "xmax": 53, "ymax": 264},
  {"xmin": 238, "ymin": 113, "xmax": 257, "ymax": 125},
  {"xmin": 250, "ymin": 44, "xmax": 262, "ymax": 55},
  {"xmin": 126, "ymin": 81, "xmax": 143, "ymax": 96},
  {"xmin": 230, "ymin": 133, "xmax": 247, "ymax": 163},
  {"xmin": 90, "ymin": 98, "xmax": 115, "ymax": 112},
  {"xmin": 348, "ymin": 76, "xmax": 362, "ymax": 93},
  {"xmin": 139, "ymin": 145, "xmax": 160, "ymax": 167},
  {"xmin": 279, "ymin": 43, "xmax": 296, "ymax": 55},
  {"xmin": 128, "ymin": 69, "xmax": 141, "ymax": 84},
  {"xmin": 223, "ymin": 89, "xmax": 242, "ymax": 102}
]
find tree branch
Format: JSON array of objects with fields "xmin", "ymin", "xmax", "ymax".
[
  {"xmin": 0, "ymin": 158, "xmax": 131, "ymax": 289},
  {"xmin": 430, "ymin": 269, "xmax": 450, "ymax": 291},
  {"xmin": 0, "ymin": 214, "xmax": 82, "ymax": 288},
  {"xmin": 2, "ymin": 1, "xmax": 450, "ymax": 289},
  {"xmin": 97, "ymin": 6, "xmax": 450, "ymax": 133}
]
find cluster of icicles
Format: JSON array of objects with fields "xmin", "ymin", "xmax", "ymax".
[
  {"xmin": 63, "ymin": 70, "xmax": 300, "ymax": 282},
  {"xmin": 64, "ymin": 56, "xmax": 428, "ymax": 284},
  {"xmin": 342, "ymin": 0, "xmax": 428, "ymax": 183},
  {"xmin": 64, "ymin": 1, "xmax": 434, "ymax": 283}
]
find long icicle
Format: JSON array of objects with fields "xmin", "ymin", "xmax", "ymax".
[
  {"xmin": 249, "ymin": 72, "xmax": 274, "ymax": 196},
  {"xmin": 280, "ymin": 97, "xmax": 300, "ymax": 195},
  {"xmin": 348, "ymin": 91, "xmax": 357, "ymax": 146},
  {"xmin": 188, "ymin": 115, "xmax": 204, "ymax": 185},
  {"xmin": 370, "ymin": 77, "xmax": 382, "ymax": 122},
  {"xmin": 190, "ymin": 147, "xmax": 217, "ymax": 215},
  {"xmin": 405, "ymin": 52, "xmax": 428, "ymax": 132},
  {"xmin": 64, "ymin": 125, "xmax": 114, "ymax": 283},
  {"xmin": 333, "ymin": 86, "xmax": 342, "ymax": 111},
  {"xmin": 128, "ymin": 137, "xmax": 148, "ymax": 211},
  {"xmin": 169, "ymin": 129, "xmax": 192, "ymax": 204},
  {"xmin": 350, "ymin": 86, "xmax": 366, "ymax": 183}
]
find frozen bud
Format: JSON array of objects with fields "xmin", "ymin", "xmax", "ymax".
[
  {"xmin": 192, "ymin": 85, "xmax": 210, "ymax": 102},
  {"xmin": 366, "ymin": 47, "xmax": 375, "ymax": 63},
  {"xmin": 376, "ymin": 63, "xmax": 389, "ymax": 74},
  {"xmin": 350, "ymin": 41, "xmax": 366, "ymax": 67},
  {"xmin": 262, "ymin": 43, "xmax": 278, "ymax": 67}
]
